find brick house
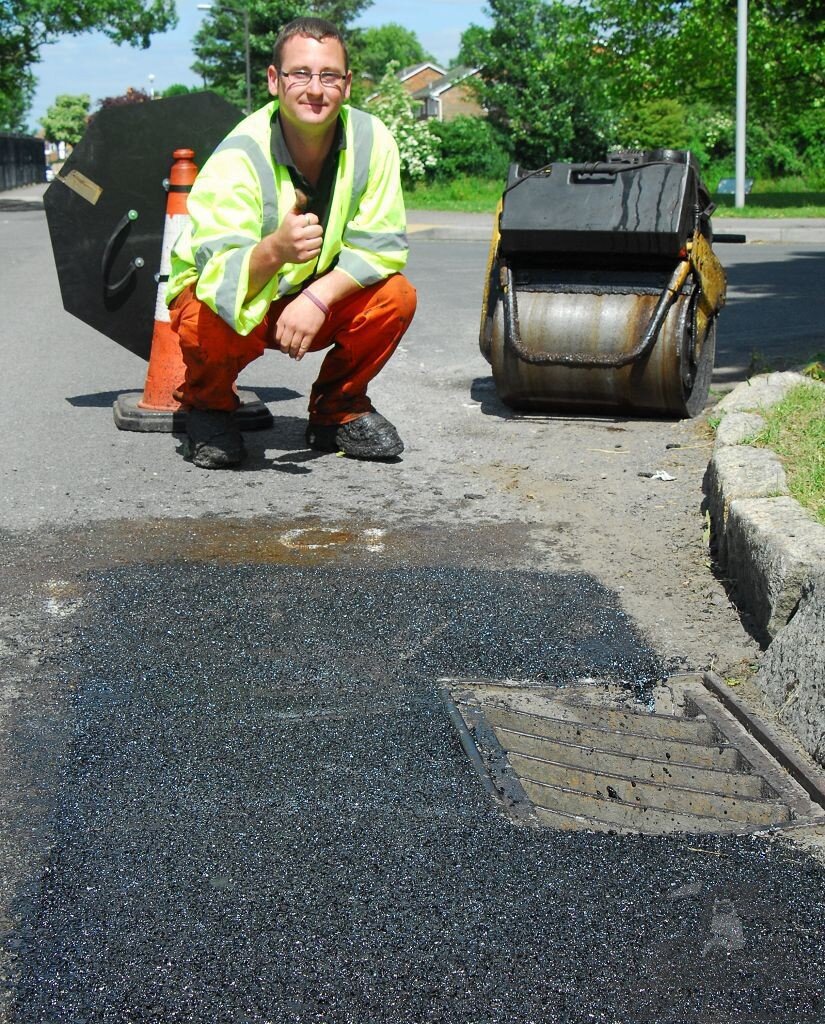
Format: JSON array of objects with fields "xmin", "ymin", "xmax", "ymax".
[
  {"xmin": 396, "ymin": 62, "xmax": 447, "ymax": 95},
  {"xmin": 410, "ymin": 66, "xmax": 483, "ymax": 122},
  {"xmin": 366, "ymin": 63, "xmax": 485, "ymax": 123}
]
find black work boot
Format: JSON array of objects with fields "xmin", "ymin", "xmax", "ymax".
[
  {"xmin": 184, "ymin": 408, "xmax": 246, "ymax": 469},
  {"xmin": 305, "ymin": 412, "xmax": 404, "ymax": 460}
]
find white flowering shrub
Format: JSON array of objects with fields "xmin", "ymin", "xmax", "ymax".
[{"xmin": 368, "ymin": 62, "xmax": 439, "ymax": 182}]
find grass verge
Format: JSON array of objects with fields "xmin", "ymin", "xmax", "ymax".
[
  {"xmin": 711, "ymin": 192, "xmax": 825, "ymax": 218},
  {"xmin": 750, "ymin": 381, "xmax": 825, "ymax": 525},
  {"xmin": 404, "ymin": 176, "xmax": 503, "ymax": 212},
  {"xmin": 403, "ymin": 175, "xmax": 825, "ymax": 217}
]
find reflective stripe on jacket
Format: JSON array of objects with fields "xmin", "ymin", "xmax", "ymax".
[{"xmin": 166, "ymin": 101, "xmax": 408, "ymax": 335}]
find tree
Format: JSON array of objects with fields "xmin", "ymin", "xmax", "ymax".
[
  {"xmin": 589, "ymin": 0, "xmax": 825, "ymax": 176},
  {"xmin": 348, "ymin": 24, "xmax": 433, "ymax": 81},
  {"xmin": 96, "ymin": 87, "xmax": 153, "ymax": 110},
  {"xmin": 429, "ymin": 116, "xmax": 510, "ymax": 180},
  {"xmin": 1, "ymin": 0, "xmax": 177, "ymax": 132},
  {"xmin": 39, "ymin": 93, "xmax": 90, "ymax": 145},
  {"xmin": 163, "ymin": 84, "xmax": 197, "ymax": 98},
  {"xmin": 367, "ymin": 62, "xmax": 438, "ymax": 183},
  {"xmin": 461, "ymin": 0, "xmax": 612, "ymax": 167},
  {"xmin": 191, "ymin": 0, "xmax": 373, "ymax": 113},
  {"xmin": 453, "ymin": 24, "xmax": 486, "ymax": 69}
]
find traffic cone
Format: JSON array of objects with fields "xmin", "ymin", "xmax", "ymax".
[{"xmin": 113, "ymin": 148, "xmax": 272, "ymax": 433}]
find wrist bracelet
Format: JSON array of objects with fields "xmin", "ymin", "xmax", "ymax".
[{"xmin": 303, "ymin": 289, "xmax": 330, "ymax": 317}]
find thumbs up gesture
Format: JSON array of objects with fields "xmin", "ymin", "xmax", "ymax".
[{"xmin": 275, "ymin": 187, "xmax": 323, "ymax": 265}]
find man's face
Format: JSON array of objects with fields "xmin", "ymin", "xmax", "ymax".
[{"xmin": 268, "ymin": 35, "xmax": 351, "ymax": 135}]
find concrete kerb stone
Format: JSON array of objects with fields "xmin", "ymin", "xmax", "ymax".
[
  {"xmin": 715, "ymin": 370, "xmax": 812, "ymax": 415},
  {"xmin": 713, "ymin": 411, "xmax": 766, "ymax": 447},
  {"xmin": 705, "ymin": 370, "xmax": 825, "ymax": 766},
  {"xmin": 725, "ymin": 496, "xmax": 825, "ymax": 638},
  {"xmin": 705, "ymin": 445, "xmax": 789, "ymax": 565},
  {"xmin": 756, "ymin": 570, "xmax": 825, "ymax": 764}
]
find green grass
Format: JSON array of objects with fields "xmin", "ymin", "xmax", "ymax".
[
  {"xmin": 750, "ymin": 381, "xmax": 825, "ymax": 525},
  {"xmin": 403, "ymin": 174, "xmax": 825, "ymax": 217},
  {"xmin": 405, "ymin": 175, "xmax": 503, "ymax": 212},
  {"xmin": 711, "ymin": 192, "xmax": 825, "ymax": 218}
]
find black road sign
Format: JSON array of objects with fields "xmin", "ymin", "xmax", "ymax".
[{"xmin": 44, "ymin": 92, "xmax": 242, "ymax": 360}]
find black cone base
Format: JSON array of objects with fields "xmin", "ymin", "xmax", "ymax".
[{"xmin": 113, "ymin": 390, "xmax": 274, "ymax": 433}]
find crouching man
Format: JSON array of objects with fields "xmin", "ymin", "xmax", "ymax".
[{"xmin": 167, "ymin": 17, "xmax": 417, "ymax": 469}]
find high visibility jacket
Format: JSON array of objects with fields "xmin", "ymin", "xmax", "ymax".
[{"xmin": 167, "ymin": 101, "xmax": 408, "ymax": 335}]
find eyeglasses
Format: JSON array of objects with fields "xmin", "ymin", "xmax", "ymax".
[{"xmin": 279, "ymin": 69, "xmax": 346, "ymax": 88}]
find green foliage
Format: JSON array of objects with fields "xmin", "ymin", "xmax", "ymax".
[
  {"xmin": 428, "ymin": 116, "xmax": 510, "ymax": 181},
  {"xmin": 591, "ymin": 0, "xmax": 824, "ymax": 180},
  {"xmin": 613, "ymin": 99, "xmax": 692, "ymax": 152},
  {"xmin": 163, "ymin": 84, "xmax": 196, "ymax": 98},
  {"xmin": 368, "ymin": 62, "xmax": 438, "ymax": 183},
  {"xmin": 461, "ymin": 0, "xmax": 611, "ymax": 167},
  {"xmin": 802, "ymin": 354, "xmax": 825, "ymax": 382},
  {"xmin": 0, "ymin": 69, "xmax": 35, "ymax": 134},
  {"xmin": 191, "ymin": 0, "xmax": 372, "ymax": 113},
  {"xmin": 39, "ymin": 93, "xmax": 91, "ymax": 144},
  {"xmin": 1, "ymin": 0, "xmax": 177, "ymax": 131},
  {"xmin": 454, "ymin": 25, "xmax": 487, "ymax": 69},
  {"xmin": 349, "ymin": 24, "xmax": 432, "ymax": 81},
  {"xmin": 610, "ymin": 98, "xmax": 734, "ymax": 171}
]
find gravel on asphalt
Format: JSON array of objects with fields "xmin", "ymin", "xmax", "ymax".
[{"xmin": 4, "ymin": 562, "xmax": 824, "ymax": 1024}]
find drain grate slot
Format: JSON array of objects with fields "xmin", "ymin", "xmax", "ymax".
[
  {"xmin": 495, "ymin": 727, "xmax": 767, "ymax": 798},
  {"xmin": 442, "ymin": 675, "xmax": 825, "ymax": 836}
]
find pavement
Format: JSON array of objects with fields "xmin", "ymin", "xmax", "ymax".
[{"xmin": 3, "ymin": 180, "xmax": 825, "ymax": 244}]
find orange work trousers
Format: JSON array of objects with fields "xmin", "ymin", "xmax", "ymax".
[{"xmin": 169, "ymin": 273, "xmax": 417, "ymax": 425}]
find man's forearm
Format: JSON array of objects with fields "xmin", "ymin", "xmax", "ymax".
[
  {"xmin": 246, "ymin": 234, "xmax": 288, "ymax": 301},
  {"xmin": 302, "ymin": 267, "xmax": 362, "ymax": 310}
]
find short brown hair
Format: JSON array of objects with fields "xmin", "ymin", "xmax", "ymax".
[{"xmin": 272, "ymin": 18, "xmax": 348, "ymax": 71}]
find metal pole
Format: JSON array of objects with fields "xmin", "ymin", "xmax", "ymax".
[
  {"xmin": 735, "ymin": 0, "xmax": 748, "ymax": 208},
  {"xmin": 243, "ymin": 7, "xmax": 252, "ymax": 114}
]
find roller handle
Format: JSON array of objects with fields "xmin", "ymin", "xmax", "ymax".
[{"xmin": 502, "ymin": 260, "xmax": 691, "ymax": 369}]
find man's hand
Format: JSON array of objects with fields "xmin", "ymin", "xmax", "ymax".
[
  {"xmin": 271, "ymin": 197, "xmax": 323, "ymax": 265},
  {"xmin": 246, "ymin": 192, "xmax": 322, "ymax": 299},
  {"xmin": 273, "ymin": 292, "xmax": 327, "ymax": 361}
]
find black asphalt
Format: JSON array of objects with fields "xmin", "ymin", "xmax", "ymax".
[{"xmin": 5, "ymin": 561, "xmax": 824, "ymax": 1023}]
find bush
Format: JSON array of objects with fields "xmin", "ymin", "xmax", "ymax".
[
  {"xmin": 794, "ymin": 108, "xmax": 825, "ymax": 173},
  {"xmin": 612, "ymin": 99, "xmax": 692, "ymax": 153},
  {"xmin": 428, "ymin": 116, "xmax": 511, "ymax": 181},
  {"xmin": 368, "ymin": 62, "xmax": 439, "ymax": 184}
]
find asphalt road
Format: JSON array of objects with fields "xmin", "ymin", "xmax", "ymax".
[{"xmin": 1, "ymin": 201, "xmax": 824, "ymax": 1022}]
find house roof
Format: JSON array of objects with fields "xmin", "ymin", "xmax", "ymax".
[
  {"xmin": 410, "ymin": 66, "xmax": 481, "ymax": 100},
  {"xmin": 397, "ymin": 62, "xmax": 446, "ymax": 82}
]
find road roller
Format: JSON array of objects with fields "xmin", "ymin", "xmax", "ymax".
[{"xmin": 479, "ymin": 149, "xmax": 730, "ymax": 417}]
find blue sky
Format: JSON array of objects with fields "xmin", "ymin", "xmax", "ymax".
[{"xmin": 28, "ymin": 0, "xmax": 490, "ymax": 130}]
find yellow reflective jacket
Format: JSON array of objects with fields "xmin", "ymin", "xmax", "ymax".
[{"xmin": 167, "ymin": 101, "xmax": 408, "ymax": 335}]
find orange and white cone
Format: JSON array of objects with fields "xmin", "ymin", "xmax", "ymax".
[
  {"xmin": 113, "ymin": 148, "xmax": 195, "ymax": 431},
  {"xmin": 113, "ymin": 147, "xmax": 272, "ymax": 433}
]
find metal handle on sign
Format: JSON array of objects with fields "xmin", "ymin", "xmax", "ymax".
[{"xmin": 101, "ymin": 209, "xmax": 144, "ymax": 298}]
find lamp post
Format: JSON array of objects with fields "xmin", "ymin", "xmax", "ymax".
[
  {"xmin": 197, "ymin": 2, "xmax": 252, "ymax": 114},
  {"xmin": 735, "ymin": 0, "xmax": 748, "ymax": 209}
]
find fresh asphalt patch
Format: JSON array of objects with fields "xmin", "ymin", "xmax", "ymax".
[{"xmin": 3, "ymin": 559, "xmax": 824, "ymax": 1023}]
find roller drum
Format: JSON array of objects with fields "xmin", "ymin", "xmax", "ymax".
[{"xmin": 488, "ymin": 287, "xmax": 715, "ymax": 418}]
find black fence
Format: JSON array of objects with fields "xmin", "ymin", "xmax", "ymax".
[{"xmin": 0, "ymin": 133, "xmax": 47, "ymax": 190}]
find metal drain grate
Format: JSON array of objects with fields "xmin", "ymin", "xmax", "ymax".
[{"xmin": 442, "ymin": 675, "xmax": 825, "ymax": 835}]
